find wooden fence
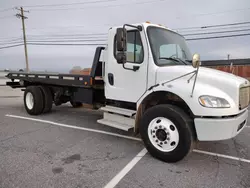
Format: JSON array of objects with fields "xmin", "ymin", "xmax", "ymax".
[{"xmin": 207, "ymin": 65, "xmax": 250, "ymax": 80}]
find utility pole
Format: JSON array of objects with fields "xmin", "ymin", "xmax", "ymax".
[{"xmin": 16, "ymin": 7, "xmax": 29, "ymax": 72}]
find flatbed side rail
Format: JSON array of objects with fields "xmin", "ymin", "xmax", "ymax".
[{"xmin": 5, "ymin": 72, "xmax": 103, "ymax": 88}]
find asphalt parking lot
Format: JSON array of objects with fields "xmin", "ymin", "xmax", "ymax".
[{"xmin": 0, "ymin": 84, "xmax": 250, "ymax": 188}]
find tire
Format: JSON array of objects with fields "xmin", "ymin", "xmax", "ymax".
[
  {"xmin": 70, "ymin": 101, "xmax": 82, "ymax": 108},
  {"xmin": 24, "ymin": 86, "xmax": 44, "ymax": 115},
  {"xmin": 39, "ymin": 86, "xmax": 53, "ymax": 113},
  {"xmin": 139, "ymin": 104, "xmax": 195, "ymax": 163}
]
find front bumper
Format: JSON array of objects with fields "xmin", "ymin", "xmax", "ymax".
[{"xmin": 194, "ymin": 109, "xmax": 248, "ymax": 141}]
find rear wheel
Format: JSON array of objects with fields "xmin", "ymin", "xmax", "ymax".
[
  {"xmin": 139, "ymin": 104, "xmax": 195, "ymax": 163},
  {"xmin": 24, "ymin": 86, "xmax": 44, "ymax": 115},
  {"xmin": 39, "ymin": 86, "xmax": 53, "ymax": 113}
]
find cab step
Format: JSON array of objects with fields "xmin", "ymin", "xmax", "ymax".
[
  {"xmin": 97, "ymin": 118, "xmax": 133, "ymax": 131},
  {"xmin": 97, "ymin": 105, "xmax": 136, "ymax": 131},
  {"xmin": 99, "ymin": 105, "xmax": 136, "ymax": 117}
]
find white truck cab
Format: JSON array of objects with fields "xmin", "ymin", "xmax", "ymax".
[{"xmin": 98, "ymin": 22, "xmax": 250, "ymax": 162}]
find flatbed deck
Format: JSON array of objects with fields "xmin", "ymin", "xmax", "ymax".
[{"xmin": 5, "ymin": 46, "xmax": 105, "ymax": 89}]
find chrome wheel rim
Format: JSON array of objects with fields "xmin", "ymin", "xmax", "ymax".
[
  {"xmin": 148, "ymin": 117, "xmax": 179, "ymax": 152},
  {"xmin": 26, "ymin": 92, "xmax": 34, "ymax": 110}
]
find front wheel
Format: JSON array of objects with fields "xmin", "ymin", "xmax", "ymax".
[{"xmin": 139, "ymin": 104, "xmax": 195, "ymax": 163}]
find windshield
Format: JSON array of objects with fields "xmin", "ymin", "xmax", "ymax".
[{"xmin": 147, "ymin": 26, "xmax": 192, "ymax": 66}]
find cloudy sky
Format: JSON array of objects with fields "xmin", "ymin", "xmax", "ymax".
[{"xmin": 0, "ymin": 0, "xmax": 250, "ymax": 72}]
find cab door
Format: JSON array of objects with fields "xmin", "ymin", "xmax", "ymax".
[{"xmin": 104, "ymin": 28, "xmax": 148, "ymax": 103}]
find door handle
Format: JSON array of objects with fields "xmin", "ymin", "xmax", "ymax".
[
  {"xmin": 122, "ymin": 64, "xmax": 140, "ymax": 72},
  {"xmin": 133, "ymin": 65, "xmax": 140, "ymax": 71},
  {"xmin": 108, "ymin": 73, "xmax": 114, "ymax": 85}
]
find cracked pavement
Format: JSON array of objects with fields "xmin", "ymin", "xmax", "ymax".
[{"xmin": 0, "ymin": 85, "xmax": 250, "ymax": 188}]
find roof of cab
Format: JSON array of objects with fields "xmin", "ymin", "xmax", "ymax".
[{"xmin": 109, "ymin": 22, "xmax": 184, "ymax": 38}]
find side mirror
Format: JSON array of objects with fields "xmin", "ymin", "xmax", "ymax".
[
  {"xmin": 192, "ymin": 53, "xmax": 201, "ymax": 68},
  {"xmin": 116, "ymin": 28, "xmax": 127, "ymax": 51},
  {"xmin": 116, "ymin": 52, "xmax": 127, "ymax": 64}
]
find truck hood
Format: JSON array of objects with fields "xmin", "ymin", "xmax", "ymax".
[{"xmin": 156, "ymin": 65, "xmax": 250, "ymax": 102}]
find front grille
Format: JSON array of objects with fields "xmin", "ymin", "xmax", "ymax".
[{"xmin": 239, "ymin": 86, "xmax": 250, "ymax": 110}]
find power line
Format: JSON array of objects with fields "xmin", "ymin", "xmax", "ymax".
[
  {"xmin": 177, "ymin": 25, "xmax": 250, "ymax": 33},
  {"xmin": 27, "ymin": 36, "xmax": 106, "ymax": 40},
  {"xmin": 1, "ymin": 33, "xmax": 250, "ymax": 49},
  {"xmin": 0, "ymin": 40, "xmax": 24, "ymax": 46},
  {"xmin": 186, "ymin": 33, "xmax": 250, "ymax": 41},
  {"xmin": 24, "ymin": 0, "xmax": 118, "ymax": 8},
  {"xmin": 0, "ymin": 15, "xmax": 15, "ymax": 20},
  {"xmin": 26, "ymin": 39, "xmax": 107, "ymax": 43},
  {"xmin": 3, "ymin": 30, "xmax": 250, "ymax": 44},
  {"xmin": 184, "ymin": 28, "xmax": 250, "ymax": 36},
  {"xmin": 23, "ymin": 21, "xmax": 250, "ymax": 34},
  {"xmin": 175, "ymin": 21, "xmax": 250, "ymax": 31},
  {"xmin": 25, "ymin": 28, "xmax": 250, "ymax": 40},
  {"xmin": 0, "ymin": 35, "xmax": 22, "ymax": 40},
  {"xmin": 27, "ymin": 43, "xmax": 106, "ymax": 46},
  {"xmin": 3, "ymin": 1, "xmax": 249, "ymax": 17},
  {"xmin": 201, "ymin": 21, "xmax": 250, "ymax": 29},
  {"xmin": 0, "ymin": 38, "xmax": 23, "ymax": 43},
  {"xmin": 0, "ymin": 37, "xmax": 107, "ymax": 45},
  {"xmin": 26, "ymin": 24, "xmax": 111, "ymax": 31},
  {"xmin": 25, "ymin": 26, "xmax": 250, "ymax": 39},
  {"xmin": 0, "ymin": 34, "xmax": 107, "ymax": 42},
  {"xmin": 29, "ymin": 0, "xmax": 168, "ymax": 11},
  {"xmin": 181, "ymin": 7, "xmax": 250, "ymax": 18},
  {"xmin": 4, "ymin": 32, "xmax": 250, "ymax": 45},
  {"xmin": 0, "ymin": 38, "xmax": 107, "ymax": 45},
  {"xmin": 25, "ymin": 35, "xmax": 107, "ymax": 41},
  {"xmin": 24, "ymin": 22, "xmax": 250, "ymax": 37},
  {"xmin": 0, "ymin": 44, "xmax": 23, "ymax": 50},
  {"xmin": 27, "ymin": 33, "xmax": 106, "ymax": 37},
  {"xmin": 1, "ymin": 24, "xmax": 250, "ymax": 47},
  {"xmin": 0, "ymin": 42, "xmax": 105, "ymax": 49},
  {"xmin": 0, "ymin": 7, "xmax": 14, "ymax": 13}
]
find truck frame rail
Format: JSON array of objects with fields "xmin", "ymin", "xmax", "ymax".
[{"xmin": 5, "ymin": 72, "xmax": 103, "ymax": 88}]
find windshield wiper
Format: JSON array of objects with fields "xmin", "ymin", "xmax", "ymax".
[
  {"xmin": 174, "ymin": 57, "xmax": 189, "ymax": 65},
  {"xmin": 159, "ymin": 57, "xmax": 187, "ymax": 65}
]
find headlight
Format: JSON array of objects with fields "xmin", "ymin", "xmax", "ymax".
[{"xmin": 199, "ymin": 95, "xmax": 230, "ymax": 108}]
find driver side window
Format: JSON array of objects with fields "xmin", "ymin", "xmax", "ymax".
[{"xmin": 114, "ymin": 30, "xmax": 144, "ymax": 64}]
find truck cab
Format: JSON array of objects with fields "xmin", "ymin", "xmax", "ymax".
[
  {"xmin": 104, "ymin": 22, "xmax": 193, "ymax": 103},
  {"xmin": 98, "ymin": 22, "xmax": 250, "ymax": 162}
]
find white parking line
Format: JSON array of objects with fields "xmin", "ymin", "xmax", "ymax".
[
  {"xmin": 5, "ymin": 114, "xmax": 250, "ymax": 165},
  {"xmin": 193, "ymin": 149, "xmax": 250, "ymax": 163},
  {"xmin": 103, "ymin": 148, "xmax": 148, "ymax": 188},
  {"xmin": 5, "ymin": 114, "xmax": 141, "ymax": 142}
]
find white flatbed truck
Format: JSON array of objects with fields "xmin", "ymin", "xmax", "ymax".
[{"xmin": 6, "ymin": 22, "xmax": 250, "ymax": 163}]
